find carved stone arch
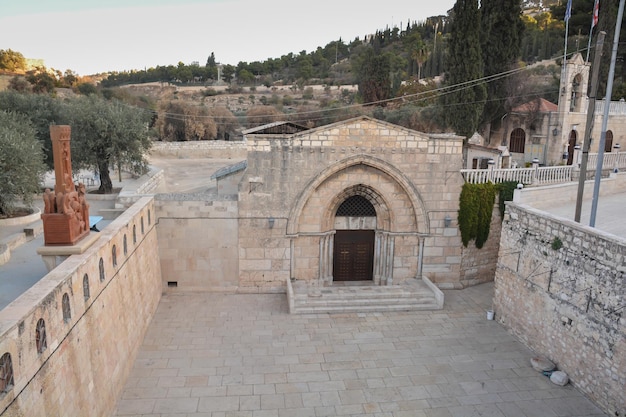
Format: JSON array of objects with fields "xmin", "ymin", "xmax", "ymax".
[
  {"xmin": 286, "ymin": 154, "xmax": 429, "ymax": 235},
  {"xmin": 322, "ymin": 184, "xmax": 392, "ymax": 231}
]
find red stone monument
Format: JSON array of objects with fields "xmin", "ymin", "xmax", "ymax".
[{"xmin": 41, "ymin": 125, "xmax": 90, "ymax": 245}]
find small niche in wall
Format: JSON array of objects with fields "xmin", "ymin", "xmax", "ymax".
[{"xmin": 167, "ymin": 281, "xmax": 178, "ymax": 288}]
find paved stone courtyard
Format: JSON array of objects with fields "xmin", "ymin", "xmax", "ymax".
[{"xmin": 114, "ymin": 283, "xmax": 606, "ymax": 417}]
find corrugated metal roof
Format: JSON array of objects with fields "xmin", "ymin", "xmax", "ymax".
[{"xmin": 210, "ymin": 160, "xmax": 248, "ymax": 180}]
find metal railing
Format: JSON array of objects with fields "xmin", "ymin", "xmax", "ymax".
[{"xmin": 461, "ymin": 165, "xmax": 573, "ymax": 185}]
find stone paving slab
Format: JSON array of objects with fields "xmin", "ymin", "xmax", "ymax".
[{"xmin": 113, "ymin": 283, "xmax": 606, "ymax": 417}]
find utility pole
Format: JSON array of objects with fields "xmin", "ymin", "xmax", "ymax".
[
  {"xmin": 590, "ymin": 0, "xmax": 625, "ymax": 227},
  {"xmin": 575, "ymin": 32, "xmax": 605, "ymax": 222}
]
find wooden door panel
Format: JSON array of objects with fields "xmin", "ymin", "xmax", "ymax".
[{"xmin": 333, "ymin": 230, "xmax": 374, "ymax": 281}]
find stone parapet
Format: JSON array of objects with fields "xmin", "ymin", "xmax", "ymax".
[{"xmin": 0, "ymin": 197, "xmax": 161, "ymax": 417}]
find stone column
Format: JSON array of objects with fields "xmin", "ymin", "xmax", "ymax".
[{"xmin": 417, "ymin": 236, "xmax": 425, "ymax": 278}]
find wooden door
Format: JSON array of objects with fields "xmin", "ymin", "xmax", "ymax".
[{"xmin": 333, "ymin": 230, "xmax": 375, "ymax": 281}]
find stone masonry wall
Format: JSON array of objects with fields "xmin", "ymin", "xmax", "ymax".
[
  {"xmin": 239, "ymin": 118, "xmax": 466, "ymax": 289},
  {"xmin": 151, "ymin": 140, "xmax": 247, "ymax": 159},
  {"xmin": 0, "ymin": 197, "xmax": 161, "ymax": 417},
  {"xmin": 494, "ymin": 203, "xmax": 625, "ymax": 416},
  {"xmin": 156, "ymin": 194, "xmax": 241, "ymax": 292}
]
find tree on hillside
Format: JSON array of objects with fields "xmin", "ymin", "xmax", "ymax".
[
  {"xmin": 64, "ymin": 96, "xmax": 152, "ymax": 194},
  {"xmin": 8, "ymin": 76, "xmax": 31, "ymax": 92},
  {"xmin": 442, "ymin": 0, "xmax": 486, "ymax": 138},
  {"xmin": 207, "ymin": 107, "xmax": 239, "ymax": 140},
  {"xmin": 352, "ymin": 48, "xmax": 392, "ymax": 105},
  {"xmin": 0, "ymin": 49, "xmax": 27, "ymax": 73},
  {"xmin": 246, "ymin": 106, "xmax": 285, "ymax": 127},
  {"xmin": 25, "ymin": 68, "xmax": 57, "ymax": 93},
  {"xmin": 480, "ymin": 0, "xmax": 524, "ymax": 132},
  {"xmin": 0, "ymin": 111, "xmax": 46, "ymax": 216},
  {"xmin": 156, "ymin": 101, "xmax": 218, "ymax": 141}
]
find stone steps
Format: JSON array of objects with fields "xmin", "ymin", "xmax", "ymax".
[{"xmin": 287, "ymin": 278, "xmax": 444, "ymax": 314}]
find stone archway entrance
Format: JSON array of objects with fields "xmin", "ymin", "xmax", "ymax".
[{"xmin": 333, "ymin": 230, "xmax": 375, "ymax": 281}]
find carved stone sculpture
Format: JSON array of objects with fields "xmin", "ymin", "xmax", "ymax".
[{"xmin": 41, "ymin": 125, "xmax": 90, "ymax": 246}]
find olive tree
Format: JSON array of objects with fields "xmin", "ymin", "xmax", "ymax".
[
  {"xmin": 0, "ymin": 111, "xmax": 46, "ymax": 216},
  {"xmin": 64, "ymin": 96, "xmax": 152, "ymax": 193}
]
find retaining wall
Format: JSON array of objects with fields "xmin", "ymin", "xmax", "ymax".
[
  {"xmin": 0, "ymin": 197, "xmax": 162, "ymax": 417},
  {"xmin": 494, "ymin": 203, "xmax": 625, "ymax": 416}
]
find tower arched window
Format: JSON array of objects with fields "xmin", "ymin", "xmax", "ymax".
[
  {"xmin": 509, "ymin": 128, "xmax": 526, "ymax": 153},
  {"xmin": 605, "ymin": 130, "xmax": 614, "ymax": 153}
]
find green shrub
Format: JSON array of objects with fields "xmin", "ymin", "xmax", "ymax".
[{"xmin": 458, "ymin": 182, "xmax": 497, "ymax": 248}]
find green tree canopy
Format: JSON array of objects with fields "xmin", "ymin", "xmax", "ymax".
[
  {"xmin": 0, "ymin": 49, "xmax": 27, "ymax": 72},
  {"xmin": 480, "ymin": 0, "xmax": 524, "ymax": 131},
  {"xmin": 64, "ymin": 96, "xmax": 152, "ymax": 193},
  {"xmin": 0, "ymin": 90, "xmax": 65, "ymax": 168},
  {"xmin": 0, "ymin": 111, "xmax": 46, "ymax": 216},
  {"xmin": 353, "ymin": 48, "xmax": 392, "ymax": 104},
  {"xmin": 443, "ymin": 0, "xmax": 486, "ymax": 138}
]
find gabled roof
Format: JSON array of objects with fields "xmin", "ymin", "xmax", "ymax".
[
  {"xmin": 289, "ymin": 115, "xmax": 459, "ymax": 140},
  {"xmin": 242, "ymin": 121, "xmax": 309, "ymax": 135},
  {"xmin": 512, "ymin": 98, "xmax": 558, "ymax": 113}
]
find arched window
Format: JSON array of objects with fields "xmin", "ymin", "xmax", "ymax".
[
  {"xmin": 605, "ymin": 130, "xmax": 614, "ymax": 153},
  {"xmin": 141, "ymin": 217, "xmax": 145, "ymax": 234},
  {"xmin": 567, "ymin": 130, "xmax": 578, "ymax": 165},
  {"xmin": 336, "ymin": 195, "xmax": 376, "ymax": 217},
  {"xmin": 35, "ymin": 319, "xmax": 47, "ymax": 354},
  {"xmin": 0, "ymin": 352, "xmax": 14, "ymax": 394},
  {"xmin": 62, "ymin": 293, "xmax": 71, "ymax": 322},
  {"xmin": 123, "ymin": 234, "xmax": 128, "ymax": 256},
  {"xmin": 570, "ymin": 74, "xmax": 583, "ymax": 112},
  {"xmin": 112, "ymin": 245, "xmax": 117, "ymax": 267},
  {"xmin": 148, "ymin": 209, "xmax": 151, "ymax": 225},
  {"xmin": 133, "ymin": 225, "xmax": 137, "ymax": 244},
  {"xmin": 83, "ymin": 273, "xmax": 90, "ymax": 301},
  {"xmin": 509, "ymin": 128, "xmax": 526, "ymax": 153},
  {"xmin": 99, "ymin": 257, "xmax": 105, "ymax": 282}
]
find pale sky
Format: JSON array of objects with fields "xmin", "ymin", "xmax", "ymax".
[{"xmin": 0, "ymin": 0, "xmax": 455, "ymax": 76}]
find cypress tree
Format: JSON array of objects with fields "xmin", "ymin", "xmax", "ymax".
[
  {"xmin": 443, "ymin": 0, "xmax": 486, "ymax": 138},
  {"xmin": 480, "ymin": 0, "xmax": 524, "ymax": 131}
]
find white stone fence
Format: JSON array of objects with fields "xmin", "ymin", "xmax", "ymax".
[{"xmin": 462, "ymin": 151, "xmax": 626, "ymax": 185}]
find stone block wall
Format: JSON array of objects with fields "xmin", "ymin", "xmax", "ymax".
[
  {"xmin": 0, "ymin": 197, "xmax": 161, "ymax": 417},
  {"xmin": 494, "ymin": 203, "xmax": 625, "ymax": 416},
  {"xmin": 458, "ymin": 202, "xmax": 502, "ymax": 288},
  {"xmin": 239, "ymin": 118, "xmax": 467, "ymax": 288},
  {"xmin": 156, "ymin": 194, "xmax": 240, "ymax": 292},
  {"xmin": 151, "ymin": 140, "xmax": 247, "ymax": 159}
]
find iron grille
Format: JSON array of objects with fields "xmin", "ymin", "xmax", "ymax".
[{"xmin": 336, "ymin": 195, "xmax": 376, "ymax": 217}]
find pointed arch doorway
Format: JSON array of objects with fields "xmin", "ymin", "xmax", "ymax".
[{"xmin": 332, "ymin": 195, "xmax": 376, "ymax": 282}]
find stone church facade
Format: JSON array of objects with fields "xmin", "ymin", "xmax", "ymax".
[
  {"xmin": 156, "ymin": 116, "xmax": 500, "ymax": 293},
  {"xmin": 493, "ymin": 53, "xmax": 626, "ymax": 167}
]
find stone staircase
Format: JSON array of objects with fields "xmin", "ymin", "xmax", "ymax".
[{"xmin": 287, "ymin": 277, "xmax": 444, "ymax": 314}]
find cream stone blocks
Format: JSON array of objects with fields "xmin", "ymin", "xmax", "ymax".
[
  {"xmin": 239, "ymin": 116, "xmax": 467, "ymax": 289},
  {"xmin": 494, "ymin": 203, "xmax": 625, "ymax": 416},
  {"xmin": 0, "ymin": 197, "xmax": 161, "ymax": 417}
]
